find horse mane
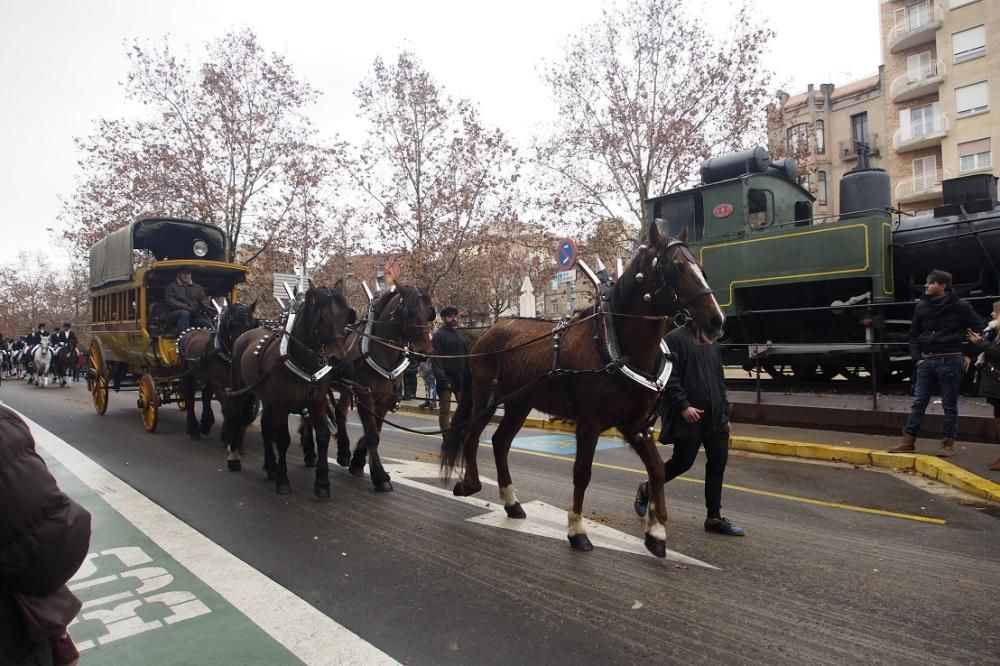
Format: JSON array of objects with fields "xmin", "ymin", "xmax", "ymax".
[{"xmin": 369, "ymin": 289, "xmax": 398, "ymax": 321}]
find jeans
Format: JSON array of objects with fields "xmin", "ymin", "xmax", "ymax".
[
  {"xmin": 905, "ymin": 355, "xmax": 964, "ymax": 438},
  {"xmin": 664, "ymin": 429, "xmax": 731, "ymax": 518},
  {"xmin": 176, "ymin": 310, "xmax": 211, "ymax": 331}
]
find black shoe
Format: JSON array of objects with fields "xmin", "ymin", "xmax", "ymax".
[
  {"xmin": 705, "ymin": 517, "xmax": 745, "ymax": 536},
  {"xmin": 418, "ymin": 401, "xmax": 430, "ymax": 409},
  {"xmin": 633, "ymin": 481, "xmax": 649, "ymax": 518}
]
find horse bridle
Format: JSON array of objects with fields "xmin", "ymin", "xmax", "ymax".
[{"xmin": 653, "ymin": 239, "xmax": 715, "ymax": 325}]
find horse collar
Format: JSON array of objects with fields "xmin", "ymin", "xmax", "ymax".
[
  {"xmin": 359, "ymin": 306, "xmax": 411, "ymax": 380},
  {"xmin": 279, "ymin": 309, "xmax": 335, "ymax": 385},
  {"xmin": 596, "ymin": 279, "xmax": 674, "ymax": 393}
]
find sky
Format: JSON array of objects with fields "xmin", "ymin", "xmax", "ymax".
[{"xmin": 0, "ymin": 0, "xmax": 881, "ymax": 267}]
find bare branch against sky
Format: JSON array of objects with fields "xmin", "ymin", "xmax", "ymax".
[{"xmin": 0, "ymin": 0, "xmax": 880, "ymax": 265}]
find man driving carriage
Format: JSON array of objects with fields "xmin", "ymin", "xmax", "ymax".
[{"xmin": 165, "ymin": 269, "xmax": 213, "ymax": 332}]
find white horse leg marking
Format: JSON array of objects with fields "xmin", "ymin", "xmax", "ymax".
[
  {"xmin": 498, "ymin": 485, "xmax": 519, "ymax": 508},
  {"xmin": 645, "ymin": 498, "xmax": 666, "ymax": 541},
  {"xmin": 567, "ymin": 510, "xmax": 586, "ymax": 537}
]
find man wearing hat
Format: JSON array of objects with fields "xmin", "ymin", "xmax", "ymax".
[
  {"xmin": 431, "ymin": 306, "xmax": 470, "ymax": 438},
  {"xmin": 53, "ymin": 322, "xmax": 76, "ymax": 347},
  {"xmin": 165, "ymin": 269, "xmax": 213, "ymax": 331}
]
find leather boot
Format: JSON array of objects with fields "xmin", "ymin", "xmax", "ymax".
[
  {"xmin": 888, "ymin": 432, "xmax": 916, "ymax": 453},
  {"xmin": 936, "ymin": 437, "xmax": 955, "ymax": 458}
]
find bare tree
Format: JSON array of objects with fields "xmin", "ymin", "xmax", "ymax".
[
  {"xmin": 536, "ymin": 0, "xmax": 774, "ymax": 238},
  {"xmin": 60, "ymin": 29, "xmax": 321, "ymax": 264},
  {"xmin": 339, "ymin": 52, "xmax": 521, "ymax": 294},
  {"xmin": 0, "ymin": 253, "xmax": 83, "ymax": 338}
]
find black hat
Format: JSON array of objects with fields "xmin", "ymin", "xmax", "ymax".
[
  {"xmin": 927, "ymin": 269, "xmax": 953, "ymax": 288},
  {"xmin": 38, "ymin": 323, "xmax": 47, "ymax": 328},
  {"xmin": 440, "ymin": 306, "xmax": 459, "ymax": 317},
  {"xmin": 63, "ymin": 322, "xmax": 71, "ymax": 328}
]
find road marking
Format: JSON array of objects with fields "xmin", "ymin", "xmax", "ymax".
[
  {"xmin": 15, "ymin": 408, "xmax": 400, "ymax": 666},
  {"xmin": 372, "ymin": 416, "xmax": 948, "ymax": 525},
  {"xmin": 377, "ymin": 458, "xmax": 717, "ymax": 569}
]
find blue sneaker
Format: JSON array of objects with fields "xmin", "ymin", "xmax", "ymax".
[{"xmin": 633, "ymin": 481, "xmax": 649, "ymax": 518}]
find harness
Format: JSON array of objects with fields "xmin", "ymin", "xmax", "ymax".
[
  {"xmin": 278, "ymin": 298, "xmax": 338, "ymax": 385},
  {"xmin": 359, "ymin": 300, "xmax": 411, "ymax": 380}
]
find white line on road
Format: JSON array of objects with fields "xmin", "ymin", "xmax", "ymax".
[{"xmin": 13, "ymin": 407, "xmax": 400, "ymax": 666}]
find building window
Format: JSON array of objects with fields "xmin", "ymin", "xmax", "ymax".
[
  {"xmin": 949, "ymin": 0, "xmax": 978, "ymax": 7},
  {"xmin": 814, "ymin": 120, "xmax": 825, "ymax": 154},
  {"xmin": 959, "ymin": 138, "xmax": 992, "ymax": 172},
  {"xmin": 952, "ymin": 25, "xmax": 986, "ymax": 63},
  {"xmin": 817, "ymin": 171, "xmax": 828, "ymax": 205},
  {"xmin": 906, "ymin": 51, "xmax": 935, "ymax": 82},
  {"xmin": 851, "ymin": 112, "xmax": 869, "ymax": 146},
  {"xmin": 955, "ymin": 81, "xmax": 989, "ymax": 116},
  {"xmin": 900, "ymin": 102, "xmax": 940, "ymax": 141},
  {"xmin": 894, "ymin": 1, "xmax": 931, "ymax": 34},
  {"xmin": 786, "ymin": 123, "xmax": 809, "ymax": 154},
  {"xmin": 912, "ymin": 155, "xmax": 938, "ymax": 192}
]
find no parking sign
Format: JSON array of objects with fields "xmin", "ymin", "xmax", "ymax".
[{"xmin": 555, "ymin": 238, "xmax": 577, "ymax": 271}]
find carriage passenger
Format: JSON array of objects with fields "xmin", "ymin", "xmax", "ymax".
[{"xmin": 165, "ymin": 269, "xmax": 213, "ymax": 333}]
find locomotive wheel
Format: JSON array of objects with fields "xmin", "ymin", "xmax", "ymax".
[
  {"xmin": 89, "ymin": 341, "xmax": 109, "ymax": 415},
  {"xmin": 139, "ymin": 374, "xmax": 160, "ymax": 433}
]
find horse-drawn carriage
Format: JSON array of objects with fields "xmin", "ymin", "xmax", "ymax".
[{"xmin": 87, "ymin": 217, "xmax": 248, "ymax": 431}]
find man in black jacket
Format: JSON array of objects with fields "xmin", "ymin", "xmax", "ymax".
[
  {"xmin": 0, "ymin": 406, "xmax": 92, "ymax": 664},
  {"xmin": 890, "ymin": 270, "xmax": 984, "ymax": 457},
  {"xmin": 431, "ymin": 306, "xmax": 470, "ymax": 438},
  {"xmin": 633, "ymin": 323, "xmax": 744, "ymax": 536},
  {"xmin": 53, "ymin": 323, "xmax": 76, "ymax": 347}
]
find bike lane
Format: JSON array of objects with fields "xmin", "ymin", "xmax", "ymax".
[{"xmin": 15, "ymin": 408, "xmax": 398, "ymax": 666}]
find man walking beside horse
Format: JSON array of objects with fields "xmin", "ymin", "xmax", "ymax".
[{"xmin": 432, "ymin": 306, "xmax": 470, "ymax": 441}]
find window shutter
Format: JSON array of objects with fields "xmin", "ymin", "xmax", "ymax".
[
  {"xmin": 952, "ymin": 25, "xmax": 985, "ymax": 56},
  {"xmin": 920, "ymin": 51, "xmax": 933, "ymax": 77},
  {"xmin": 956, "ymin": 81, "xmax": 988, "ymax": 114},
  {"xmin": 959, "ymin": 138, "xmax": 991, "ymax": 157}
]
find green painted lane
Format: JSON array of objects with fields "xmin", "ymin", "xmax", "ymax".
[{"xmin": 43, "ymin": 451, "xmax": 304, "ymax": 665}]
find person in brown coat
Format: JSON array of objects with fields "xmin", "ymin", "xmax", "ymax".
[
  {"xmin": 0, "ymin": 406, "xmax": 92, "ymax": 665},
  {"xmin": 968, "ymin": 300, "xmax": 1000, "ymax": 471},
  {"xmin": 165, "ymin": 269, "xmax": 213, "ymax": 332}
]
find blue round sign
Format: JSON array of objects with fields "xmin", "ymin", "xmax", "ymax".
[{"xmin": 555, "ymin": 238, "xmax": 577, "ymax": 270}]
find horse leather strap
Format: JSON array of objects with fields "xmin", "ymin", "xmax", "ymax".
[{"xmin": 359, "ymin": 305, "xmax": 411, "ymax": 380}]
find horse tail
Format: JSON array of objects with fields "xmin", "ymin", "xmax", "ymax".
[{"xmin": 440, "ymin": 362, "xmax": 474, "ymax": 475}]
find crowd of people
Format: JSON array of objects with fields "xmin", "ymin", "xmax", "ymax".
[{"xmin": 0, "ymin": 323, "xmax": 86, "ymax": 382}]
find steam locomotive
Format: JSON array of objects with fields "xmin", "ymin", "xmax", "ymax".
[{"xmin": 642, "ymin": 147, "xmax": 1000, "ymax": 380}]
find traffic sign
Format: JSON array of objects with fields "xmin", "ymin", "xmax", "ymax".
[{"xmin": 555, "ymin": 238, "xmax": 577, "ymax": 270}]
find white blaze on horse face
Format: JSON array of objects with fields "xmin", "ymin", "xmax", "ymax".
[
  {"xmin": 499, "ymin": 485, "xmax": 519, "ymax": 508},
  {"xmin": 567, "ymin": 510, "xmax": 586, "ymax": 537},
  {"xmin": 690, "ymin": 262, "xmax": 724, "ymax": 328}
]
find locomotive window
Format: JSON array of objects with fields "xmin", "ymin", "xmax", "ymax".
[
  {"xmin": 747, "ymin": 189, "xmax": 773, "ymax": 229},
  {"xmin": 794, "ymin": 201, "xmax": 812, "ymax": 226},
  {"xmin": 655, "ymin": 194, "xmax": 703, "ymax": 241}
]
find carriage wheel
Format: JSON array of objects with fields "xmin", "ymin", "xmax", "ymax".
[
  {"xmin": 89, "ymin": 341, "xmax": 109, "ymax": 415},
  {"xmin": 139, "ymin": 374, "xmax": 159, "ymax": 433}
]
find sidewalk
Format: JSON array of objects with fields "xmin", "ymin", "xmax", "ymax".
[{"xmin": 396, "ymin": 395, "xmax": 1000, "ymax": 504}]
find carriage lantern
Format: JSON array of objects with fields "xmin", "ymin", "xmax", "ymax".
[{"xmin": 192, "ymin": 239, "xmax": 209, "ymax": 257}]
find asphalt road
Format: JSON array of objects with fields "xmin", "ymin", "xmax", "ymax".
[{"xmin": 3, "ymin": 380, "xmax": 999, "ymax": 664}]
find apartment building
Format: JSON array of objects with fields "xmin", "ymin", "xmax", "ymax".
[{"xmin": 769, "ymin": 0, "xmax": 997, "ymax": 216}]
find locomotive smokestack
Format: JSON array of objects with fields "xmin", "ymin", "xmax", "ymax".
[{"xmin": 839, "ymin": 140, "xmax": 890, "ymax": 220}]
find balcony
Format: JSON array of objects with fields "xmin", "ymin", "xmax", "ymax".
[
  {"xmin": 888, "ymin": 3, "xmax": 943, "ymax": 53},
  {"xmin": 895, "ymin": 168, "xmax": 950, "ymax": 204},
  {"xmin": 839, "ymin": 134, "xmax": 882, "ymax": 161},
  {"xmin": 890, "ymin": 59, "xmax": 945, "ymax": 102},
  {"xmin": 893, "ymin": 113, "xmax": 949, "ymax": 153}
]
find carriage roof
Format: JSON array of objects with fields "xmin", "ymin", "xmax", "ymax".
[{"xmin": 89, "ymin": 218, "xmax": 228, "ymax": 290}]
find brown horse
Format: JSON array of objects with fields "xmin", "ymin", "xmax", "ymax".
[
  {"xmin": 225, "ymin": 285, "xmax": 356, "ymax": 497},
  {"xmin": 440, "ymin": 224, "xmax": 724, "ymax": 557},
  {"xmin": 176, "ymin": 301, "xmax": 257, "ymax": 441},
  {"xmin": 326, "ymin": 284, "xmax": 435, "ymax": 492}
]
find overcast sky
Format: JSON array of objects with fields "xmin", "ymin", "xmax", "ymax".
[{"xmin": 0, "ymin": 0, "xmax": 881, "ymax": 267}]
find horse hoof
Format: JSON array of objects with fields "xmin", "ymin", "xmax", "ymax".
[
  {"xmin": 227, "ymin": 460, "xmax": 242, "ymax": 472},
  {"xmin": 568, "ymin": 534, "xmax": 594, "ymax": 552},
  {"xmin": 200, "ymin": 424, "xmax": 213, "ymax": 435},
  {"xmin": 374, "ymin": 480, "xmax": 393, "ymax": 493},
  {"xmin": 314, "ymin": 484, "xmax": 330, "ymax": 499},
  {"xmin": 304, "ymin": 455, "xmax": 317, "ymax": 469},
  {"xmin": 505, "ymin": 502, "xmax": 527, "ymax": 519},
  {"xmin": 335, "ymin": 450, "xmax": 351, "ymax": 467},
  {"xmin": 276, "ymin": 483, "xmax": 292, "ymax": 495},
  {"xmin": 348, "ymin": 465, "xmax": 365, "ymax": 477},
  {"xmin": 644, "ymin": 534, "xmax": 667, "ymax": 558}
]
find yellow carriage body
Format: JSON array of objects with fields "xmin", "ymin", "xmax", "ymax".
[{"xmin": 87, "ymin": 218, "xmax": 249, "ymax": 431}]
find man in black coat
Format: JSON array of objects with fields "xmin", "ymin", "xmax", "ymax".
[
  {"xmin": 53, "ymin": 323, "xmax": 76, "ymax": 347},
  {"xmin": 0, "ymin": 406, "xmax": 92, "ymax": 664},
  {"xmin": 890, "ymin": 270, "xmax": 984, "ymax": 457},
  {"xmin": 633, "ymin": 323, "xmax": 744, "ymax": 536},
  {"xmin": 431, "ymin": 306, "xmax": 470, "ymax": 437}
]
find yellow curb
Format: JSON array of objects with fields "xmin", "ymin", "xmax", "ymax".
[{"xmin": 400, "ymin": 405, "xmax": 1000, "ymax": 502}]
